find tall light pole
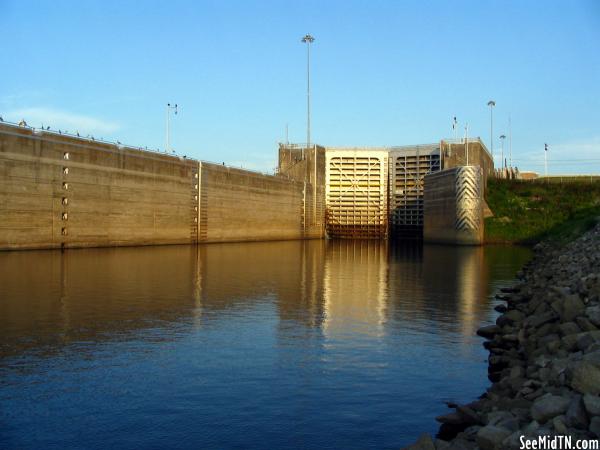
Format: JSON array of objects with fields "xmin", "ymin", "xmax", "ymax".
[
  {"xmin": 301, "ymin": 33, "xmax": 317, "ymax": 227},
  {"xmin": 487, "ymin": 100, "xmax": 496, "ymax": 164},
  {"xmin": 500, "ymin": 134, "xmax": 506, "ymax": 174},
  {"xmin": 302, "ymin": 34, "xmax": 315, "ymax": 150},
  {"xmin": 166, "ymin": 103, "xmax": 178, "ymax": 153}
]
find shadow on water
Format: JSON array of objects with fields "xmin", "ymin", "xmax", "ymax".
[{"xmin": 0, "ymin": 240, "xmax": 531, "ymax": 449}]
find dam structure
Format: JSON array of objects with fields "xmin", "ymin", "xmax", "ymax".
[
  {"xmin": 0, "ymin": 120, "xmax": 491, "ymax": 251},
  {"xmin": 278, "ymin": 140, "xmax": 493, "ymax": 242}
]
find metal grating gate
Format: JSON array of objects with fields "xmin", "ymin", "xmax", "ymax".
[
  {"xmin": 325, "ymin": 150, "xmax": 388, "ymax": 239},
  {"xmin": 390, "ymin": 146, "xmax": 441, "ymax": 236}
]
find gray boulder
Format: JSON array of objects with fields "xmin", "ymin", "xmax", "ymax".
[
  {"xmin": 583, "ymin": 394, "xmax": 600, "ymax": 416},
  {"xmin": 577, "ymin": 331, "xmax": 600, "ymax": 352},
  {"xmin": 590, "ymin": 417, "xmax": 600, "ymax": 438},
  {"xmin": 476, "ymin": 425, "xmax": 512, "ymax": 450},
  {"xmin": 576, "ymin": 316, "xmax": 597, "ymax": 332},
  {"xmin": 433, "ymin": 439, "xmax": 450, "ymax": 449},
  {"xmin": 587, "ymin": 306, "xmax": 600, "ymax": 327},
  {"xmin": 502, "ymin": 310, "xmax": 525, "ymax": 325},
  {"xmin": 527, "ymin": 311, "xmax": 558, "ymax": 329},
  {"xmin": 558, "ymin": 322, "xmax": 581, "ymax": 336},
  {"xmin": 402, "ymin": 433, "xmax": 436, "ymax": 450},
  {"xmin": 562, "ymin": 334, "xmax": 579, "ymax": 352},
  {"xmin": 552, "ymin": 415, "xmax": 568, "ymax": 434},
  {"xmin": 570, "ymin": 360, "xmax": 600, "ymax": 395},
  {"xmin": 566, "ymin": 395, "xmax": 589, "ymax": 429},
  {"xmin": 577, "ymin": 333, "xmax": 597, "ymax": 351},
  {"xmin": 562, "ymin": 294, "xmax": 585, "ymax": 322},
  {"xmin": 531, "ymin": 394, "xmax": 570, "ymax": 423},
  {"xmin": 477, "ymin": 325, "xmax": 501, "ymax": 339}
]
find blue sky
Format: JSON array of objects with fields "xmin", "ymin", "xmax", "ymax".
[{"xmin": 1, "ymin": 0, "xmax": 599, "ymax": 174}]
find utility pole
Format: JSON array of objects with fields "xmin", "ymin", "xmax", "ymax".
[
  {"xmin": 500, "ymin": 134, "xmax": 506, "ymax": 175},
  {"xmin": 509, "ymin": 114, "xmax": 513, "ymax": 168},
  {"xmin": 544, "ymin": 143, "xmax": 548, "ymax": 179},
  {"xmin": 166, "ymin": 103, "xmax": 178, "ymax": 153},
  {"xmin": 464, "ymin": 123, "xmax": 469, "ymax": 165},
  {"xmin": 487, "ymin": 100, "xmax": 496, "ymax": 163},
  {"xmin": 452, "ymin": 116, "xmax": 458, "ymax": 141}
]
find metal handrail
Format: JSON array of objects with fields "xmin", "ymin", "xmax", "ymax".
[
  {"xmin": 278, "ymin": 142, "xmax": 316, "ymax": 150},
  {"xmin": 441, "ymin": 137, "xmax": 493, "ymax": 162},
  {"xmin": 389, "ymin": 143, "xmax": 440, "ymax": 150},
  {"xmin": 0, "ymin": 118, "xmax": 278, "ymax": 177},
  {"xmin": 0, "ymin": 119, "xmax": 170, "ymax": 156},
  {"xmin": 537, "ymin": 174, "xmax": 600, "ymax": 178}
]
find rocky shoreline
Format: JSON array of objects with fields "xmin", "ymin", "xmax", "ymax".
[{"xmin": 406, "ymin": 223, "xmax": 600, "ymax": 449}]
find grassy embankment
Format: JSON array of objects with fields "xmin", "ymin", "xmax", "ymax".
[{"xmin": 484, "ymin": 178, "xmax": 600, "ymax": 244}]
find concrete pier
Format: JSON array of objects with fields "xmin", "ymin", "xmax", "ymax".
[{"xmin": 423, "ymin": 166, "xmax": 484, "ymax": 245}]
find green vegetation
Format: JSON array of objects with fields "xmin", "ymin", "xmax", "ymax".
[{"xmin": 484, "ymin": 178, "xmax": 600, "ymax": 244}]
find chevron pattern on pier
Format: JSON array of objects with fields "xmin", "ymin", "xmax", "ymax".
[
  {"xmin": 423, "ymin": 166, "xmax": 484, "ymax": 245},
  {"xmin": 454, "ymin": 166, "xmax": 482, "ymax": 231}
]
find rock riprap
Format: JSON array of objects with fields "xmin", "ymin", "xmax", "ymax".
[{"xmin": 404, "ymin": 224, "xmax": 600, "ymax": 449}]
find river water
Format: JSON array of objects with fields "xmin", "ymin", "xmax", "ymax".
[{"xmin": 0, "ymin": 240, "xmax": 530, "ymax": 449}]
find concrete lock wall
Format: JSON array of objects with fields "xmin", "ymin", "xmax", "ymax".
[
  {"xmin": 0, "ymin": 123, "xmax": 323, "ymax": 251},
  {"xmin": 276, "ymin": 144, "xmax": 326, "ymax": 237},
  {"xmin": 198, "ymin": 162, "xmax": 323, "ymax": 243},
  {"xmin": 277, "ymin": 144, "xmax": 326, "ymax": 188},
  {"xmin": 423, "ymin": 166, "xmax": 484, "ymax": 245},
  {"xmin": 278, "ymin": 142, "xmax": 492, "ymax": 241},
  {"xmin": 2, "ymin": 122, "xmax": 490, "ymax": 250},
  {"xmin": 0, "ymin": 124, "xmax": 198, "ymax": 250}
]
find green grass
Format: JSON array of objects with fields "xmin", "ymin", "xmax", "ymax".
[{"xmin": 484, "ymin": 179, "xmax": 600, "ymax": 245}]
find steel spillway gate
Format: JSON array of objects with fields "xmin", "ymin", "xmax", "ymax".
[
  {"xmin": 325, "ymin": 150, "xmax": 388, "ymax": 239},
  {"xmin": 389, "ymin": 146, "xmax": 441, "ymax": 236}
]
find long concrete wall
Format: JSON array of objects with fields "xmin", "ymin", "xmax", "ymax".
[
  {"xmin": 198, "ymin": 162, "xmax": 322, "ymax": 242},
  {"xmin": 423, "ymin": 166, "xmax": 484, "ymax": 245},
  {"xmin": 0, "ymin": 124, "xmax": 323, "ymax": 251},
  {"xmin": 0, "ymin": 124, "xmax": 198, "ymax": 250}
]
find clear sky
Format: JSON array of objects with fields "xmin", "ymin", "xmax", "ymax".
[{"xmin": 1, "ymin": 0, "xmax": 599, "ymax": 174}]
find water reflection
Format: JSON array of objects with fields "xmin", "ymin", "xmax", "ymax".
[
  {"xmin": 390, "ymin": 244, "xmax": 489, "ymax": 349},
  {"xmin": 0, "ymin": 242, "xmax": 508, "ymax": 353},
  {"xmin": 323, "ymin": 241, "xmax": 389, "ymax": 338},
  {"xmin": 0, "ymin": 241, "xmax": 524, "ymax": 360},
  {"xmin": 0, "ymin": 241, "xmax": 531, "ymax": 449}
]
